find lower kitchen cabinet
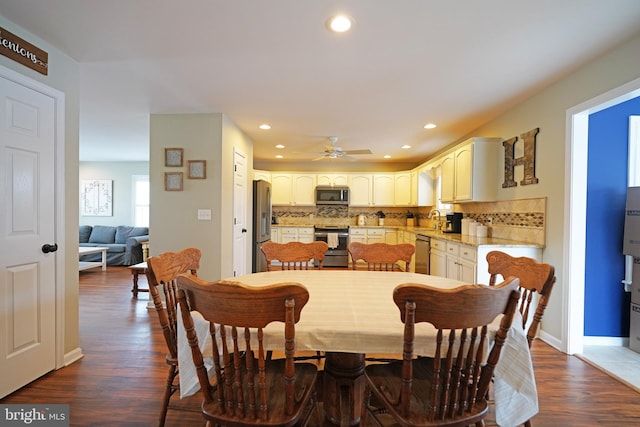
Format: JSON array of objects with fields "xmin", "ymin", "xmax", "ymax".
[
  {"xmin": 276, "ymin": 226, "xmax": 314, "ymax": 244},
  {"xmin": 429, "ymin": 239, "xmax": 447, "ymax": 277},
  {"xmin": 445, "ymin": 241, "xmax": 476, "ymax": 283}
]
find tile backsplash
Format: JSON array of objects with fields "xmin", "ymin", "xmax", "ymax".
[{"xmin": 272, "ymin": 197, "xmax": 546, "ymax": 246}]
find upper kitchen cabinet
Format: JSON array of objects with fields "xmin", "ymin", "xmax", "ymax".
[
  {"xmin": 395, "ymin": 172, "xmax": 412, "ymax": 206},
  {"xmin": 316, "ymin": 173, "xmax": 349, "ymax": 187},
  {"xmin": 253, "ymin": 170, "xmax": 271, "ymax": 182},
  {"xmin": 271, "ymin": 173, "xmax": 316, "ymax": 205},
  {"xmin": 372, "ymin": 174, "xmax": 395, "ymax": 206},
  {"xmin": 348, "ymin": 174, "xmax": 374, "ymax": 206},
  {"xmin": 440, "ymin": 137, "xmax": 502, "ymax": 203}
]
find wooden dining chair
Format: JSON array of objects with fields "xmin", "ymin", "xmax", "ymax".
[
  {"xmin": 348, "ymin": 242, "xmax": 415, "ymax": 271},
  {"xmin": 176, "ymin": 274, "xmax": 320, "ymax": 427},
  {"xmin": 145, "ymin": 247, "xmax": 201, "ymax": 427},
  {"xmin": 261, "ymin": 240, "xmax": 329, "ymax": 270},
  {"xmin": 487, "ymin": 250, "xmax": 556, "ymax": 348},
  {"xmin": 360, "ymin": 277, "xmax": 520, "ymax": 427}
]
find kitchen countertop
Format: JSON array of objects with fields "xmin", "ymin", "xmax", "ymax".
[{"xmin": 271, "ymin": 224, "xmax": 543, "ymax": 249}]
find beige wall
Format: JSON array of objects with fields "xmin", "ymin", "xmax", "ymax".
[
  {"xmin": 149, "ymin": 113, "xmax": 253, "ymax": 280},
  {"xmin": 0, "ymin": 16, "xmax": 81, "ymax": 357},
  {"xmin": 460, "ymin": 32, "xmax": 640, "ymax": 344}
]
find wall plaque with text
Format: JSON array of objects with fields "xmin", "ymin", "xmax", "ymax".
[{"xmin": 0, "ymin": 26, "xmax": 48, "ymax": 75}]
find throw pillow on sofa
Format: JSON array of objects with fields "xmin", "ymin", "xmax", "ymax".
[
  {"xmin": 89, "ymin": 225, "xmax": 117, "ymax": 244},
  {"xmin": 79, "ymin": 225, "xmax": 92, "ymax": 243},
  {"xmin": 115, "ymin": 226, "xmax": 148, "ymax": 244}
]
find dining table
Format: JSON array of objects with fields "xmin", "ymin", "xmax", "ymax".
[{"xmin": 177, "ymin": 269, "xmax": 538, "ymax": 426}]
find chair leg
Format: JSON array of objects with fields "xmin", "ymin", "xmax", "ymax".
[
  {"xmin": 524, "ymin": 420, "xmax": 532, "ymax": 427},
  {"xmin": 159, "ymin": 363, "xmax": 178, "ymax": 427}
]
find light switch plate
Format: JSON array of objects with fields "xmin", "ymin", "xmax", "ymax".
[{"xmin": 197, "ymin": 209, "xmax": 212, "ymax": 220}]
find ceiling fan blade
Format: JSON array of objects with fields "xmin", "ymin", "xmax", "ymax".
[
  {"xmin": 344, "ymin": 149, "xmax": 372, "ymax": 155},
  {"xmin": 311, "ymin": 155, "xmax": 327, "ymax": 161},
  {"xmin": 342, "ymin": 154, "xmax": 359, "ymax": 161}
]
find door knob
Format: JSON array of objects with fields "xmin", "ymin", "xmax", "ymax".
[
  {"xmin": 241, "ymin": 228, "xmax": 247, "ymax": 233},
  {"xmin": 42, "ymin": 243, "xmax": 58, "ymax": 253}
]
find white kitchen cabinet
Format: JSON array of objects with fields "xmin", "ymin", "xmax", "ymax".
[
  {"xmin": 271, "ymin": 174, "xmax": 294, "ymax": 205},
  {"xmin": 385, "ymin": 229, "xmax": 398, "ymax": 244},
  {"xmin": 372, "ymin": 174, "xmax": 395, "ymax": 206},
  {"xmin": 253, "ymin": 170, "xmax": 271, "ymax": 182},
  {"xmin": 270, "ymin": 227, "xmax": 279, "ymax": 243},
  {"xmin": 280, "ymin": 227, "xmax": 299, "ymax": 244},
  {"xmin": 445, "ymin": 242, "xmax": 477, "ymax": 282},
  {"xmin": 429, "ymin": 238, "xmax": 447, "ymax": 277},
  {"xmin": 403, "ymin": 229, "xmax": 417, "ymax": 272},
  {"xmin": 440, "ymin": 137, "xmax": 502, "ymax": 203},
  {"xmin": 292, "ymin": 174, "xmax": 316, "ymax": 205},
  {"xmin": 395, "ymin": 172, "xmax": 412, "ymax": 206},
  {"xmin": 366, "ymin": 228, "xmax": 385, "ymax": 244},
  {"xmin": 349, "ymin": 228, "xmax": 367, "ymax": 244},
  {"xmin": 278, "ymin": 226, "xmax": 314, "ymax": 244},
  {"xmin": 348, "ymin": 174, "xmax": 373, "ymax": 206},
  {"xmin": 297, "ymin": 227, "xmax": 315, "ymax": 243},
  {"xmin": 316, "ymin": 173, "xmax": 349, "ymax": 187},
  {"xmin": 271, "ymin": 173, "xmax": 316, "ymax": 205}
]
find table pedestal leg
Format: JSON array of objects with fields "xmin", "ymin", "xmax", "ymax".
[{"xmin": 322, "ymin": 352, "xmax": 366, "ymax": 426}]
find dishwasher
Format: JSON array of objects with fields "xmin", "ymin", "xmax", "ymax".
[{"xmin": 415, "ymin": 234, "xmax": 430, "ymax": 274}]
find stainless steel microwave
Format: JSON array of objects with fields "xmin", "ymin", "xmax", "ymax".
[{"xmin": 315, "ymin": 186, "xmax": 349, "ymax": 205}]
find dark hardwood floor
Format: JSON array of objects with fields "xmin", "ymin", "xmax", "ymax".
[{"xmin": 2, "ymin": 266, "xmax": 640, "ymax": 426}]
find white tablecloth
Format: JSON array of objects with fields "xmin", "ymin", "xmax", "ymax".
[{"xmin": 177, "ymin": 270, "xmax": 537, "ymax": 426}]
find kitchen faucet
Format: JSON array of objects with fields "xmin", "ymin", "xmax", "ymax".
[{"xmin": 430, "ymin": 209, "xmax": 442, "ymax": 230}]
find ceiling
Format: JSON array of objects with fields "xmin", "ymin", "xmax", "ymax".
[{"xmin": 2, "ymin": 1, "xmax": 640, "ymax": 168}]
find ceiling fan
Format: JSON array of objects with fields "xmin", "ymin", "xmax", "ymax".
[{"xmin": 311, "ymin": 136, "xmax": 372, "ymax": 161}]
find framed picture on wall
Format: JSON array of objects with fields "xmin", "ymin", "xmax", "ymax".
[
  {"xmin": 164, "ymin": 172, "xmax": 183, "ymax": 191},
  {"xmin": 81, "ymin": 179, "xmax": 113, "ymax": 216},
  {"xmin": 164, "ymin": 148, "xmax": 183, "ymax": 167},
  {"xmin": 188, "ymin": 160, "xmax": 206, "ymax": 179}
]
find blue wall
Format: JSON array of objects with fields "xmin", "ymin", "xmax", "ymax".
[{"xmin": 585, "ymin": 97, "xmax": 640, "ymax": 336}]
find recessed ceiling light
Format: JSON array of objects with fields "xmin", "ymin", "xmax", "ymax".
[
  {"xmin": 401, "ymin": 145, "xmax": 411, "ymax": 149},
  {"xmin": 275, "ymin": 155, "xmax": 283, "ymax": 159},
  {"xmin": 275, "ymin": 144, "xmax": 285, "ymax": 149},
  {"xmin": 423, "ymin": 123, "xmax": 437, "ymax": 129},
  {"xmin": 327, "ymin": 15, "xmax": 353, "ymax": 33},
  {"xmin": 384, "ymin": 155, "xmax": 391, "ymax": 159},
  {"xmin": 259, "ymin": 124, "xmax": 271, "ymax": 130}
]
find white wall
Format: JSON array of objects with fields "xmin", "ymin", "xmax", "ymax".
[
  {"xmin": 0, "ymin": 15, "xmax": 81, "ymax": 356},
  {"xmin": 79, "ymin": 162, "xmax": 149, "ymax": 226}
]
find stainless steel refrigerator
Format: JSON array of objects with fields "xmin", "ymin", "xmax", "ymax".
[
  {"xmin": 623, "ymin": 186, "xmax": 640, "ymax": 352},
  {"xmin": 252, "ymin": 180, "xmax": 272, "ymax": 273}
]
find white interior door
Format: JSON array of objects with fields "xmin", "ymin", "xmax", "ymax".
[
  {"xmin": 233, "ymin": 149, "xmax": 247, "ymax": 277},
  {"xmin": 0, "ymin": 73, "xmax": 57, "ymax": 397}
]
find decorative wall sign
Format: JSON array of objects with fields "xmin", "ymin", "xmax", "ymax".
[
  {"xmin": 81, "ymin": 180, "xmax": 113, "ymax": 216},
  {"xmin": 0, "ymin": 26, "xmax": 48, "ymax": 75},
  {"xmin": 164, "ymin": 148, "xmax": 183, "ymax": 167},
  {"xmin": 165, "ymin": 172, "xmax": 183, "ymax": 191},
  {"xmin": 188, "ymin": 160, "xmax": 206, "ymax": 179},
  {"xmin": 502, "ymin": 128, "xmax": 540, "ymax": 187}
]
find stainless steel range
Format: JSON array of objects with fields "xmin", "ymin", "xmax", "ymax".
[{"xmin": 314, "ymin": 225, "xmax": 350, "ymax": 267}]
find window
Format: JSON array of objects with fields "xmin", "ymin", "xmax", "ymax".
[
  {"xmin": 433, "ymin": 166, "xmax": 452, "ymax": 212},
  {"xmin": 132, "ymin": 175, "xmax": 149, "ymax": 227}
]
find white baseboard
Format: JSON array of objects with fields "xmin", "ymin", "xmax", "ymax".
[
  {"xmin": 64, "ymin": 347, "xmax": 84, "ymax": 366},
  {"xmin": 539, "ymin": 330, "xmax": 562, "ymax": 351}
]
